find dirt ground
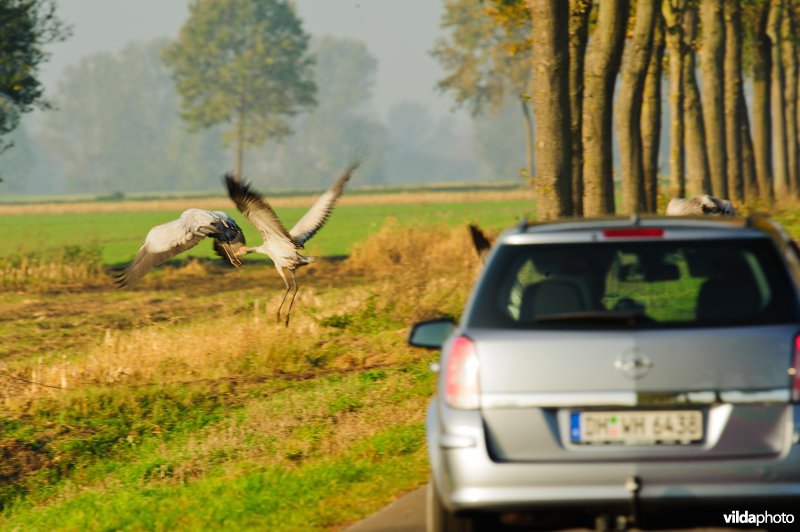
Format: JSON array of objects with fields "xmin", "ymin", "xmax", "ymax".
[{"xmin": 0, "ymin": 257, "xmax": 347, "ymax": 366}]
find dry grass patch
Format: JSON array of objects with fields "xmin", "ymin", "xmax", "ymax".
[
  {"xmin": 1, "ymin": 304, "xmax": 381, "ymax": 401},
  {"xmin": 2, "ymin": 224, "xmax": 476, "ymax": 402},
  {"xmin": 0, "ymin": 245, "xmax": 105, "ymax": 289},
  {"xmin": 346, "ymin": 219, "xmax": 481, "ymax": 321}
]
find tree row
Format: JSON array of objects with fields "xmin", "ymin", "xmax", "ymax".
[{"xmin": 437, "ymin": 0, "xmax": 800, "ymax": 218}]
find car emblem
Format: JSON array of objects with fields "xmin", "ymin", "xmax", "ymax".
[{"xmin": 614, "ymin": 348, "xmax": 653, "ymax": 380}]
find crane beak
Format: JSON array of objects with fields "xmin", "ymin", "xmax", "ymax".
[{"xmin": 220, "ymin": 242, "xmax": 242, "ymax": 268}]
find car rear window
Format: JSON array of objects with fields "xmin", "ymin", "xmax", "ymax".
[{"xmin": 466, "ymin": 238, "xmax": 800, "ymax": 329}]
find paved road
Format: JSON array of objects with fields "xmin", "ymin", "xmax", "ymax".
[
  {"xmin": 344, "ymin": 485, "xmax": 759, "ymax": 532},
  {"xmin": 346, "ymin": 485, "xmax": 427, "ymax": 532}
]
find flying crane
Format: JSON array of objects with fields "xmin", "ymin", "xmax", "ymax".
[{"xmin": 224, "ymin": 156, "xmax": 363, "ymax": 326}]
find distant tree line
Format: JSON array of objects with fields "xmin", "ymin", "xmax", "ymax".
[
  {"xmin": 3, "ymin": 35, "xmax": 489, "ymax": 195},
  {"xmin": 162, "ymin": 0, "xmax": 317, "ymax": 182},
  {"xmin": 4, "ymin": 0, "xmax": 527, "ymax": 196},
  {"xmin": 436, "ymin": 0, "xmax": 800, "ymax": 219}
]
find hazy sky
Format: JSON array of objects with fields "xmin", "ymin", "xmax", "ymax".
[{"xmin": 40, "ymin": 0, "xmax": 456, "ymax": 120}]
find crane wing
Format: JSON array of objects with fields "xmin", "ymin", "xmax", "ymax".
[
  {"xmin": 116, "ymin": 217, "xmax": 208, "ymax": 287},
  {"xmin": 224, "ymin": 173, "xmax": 295, "ymax": 246},
  {"xmin": 290, "ymin": 155, "xmax": 363, "ymax": 246}
]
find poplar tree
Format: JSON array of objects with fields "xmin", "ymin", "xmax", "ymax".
[
  {"xmin": 616, "ymin": 0, "xmax": 657, "ymax": 214},
  {"xmin": 642, "ymin": 12, "xmax": 665, "ymax": 213},
  {"xmin": 163, "ymin": 0, "xmax": 316, "ymax": 180},
  {"xmin": 527, "ymin": 0, "xmax": 573, "ymax": 219},
  {"xmin": 582, "ymin": 0, "xmax": 629, "ymax": 216}
]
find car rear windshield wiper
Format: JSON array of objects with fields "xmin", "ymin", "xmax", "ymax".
[{"xmin": 533, "ymin": 311, "xmax": 650, "ymax": 325}]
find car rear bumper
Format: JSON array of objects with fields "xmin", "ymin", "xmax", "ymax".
[{"xmin": 427, "ymin": 403, "xmax": 800, "ymax": 514}]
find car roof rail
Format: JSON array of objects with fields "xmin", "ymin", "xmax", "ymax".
[
  {"xmin": 745, "ymin": 212, "xmax": 771, "ymax": 228},
  {"xmin": 744, "ymin": 211, "xmax": 796, "ymax": 243},
  {"xmin": 745, "ymin": 213, "xmax": 777, "ymax": 236},
  {"xmin": 518, "ymin": 215, "xmax": 528, "ymax": 232}
]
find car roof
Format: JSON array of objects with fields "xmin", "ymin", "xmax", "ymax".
[{"xmin": 498, "ymin": 214, "xmax": 787, "ymax": 245}]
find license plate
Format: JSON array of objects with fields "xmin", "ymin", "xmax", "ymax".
[{"xmin": 570, "ymin": 410, "xmax": 703, "ymax": 444}]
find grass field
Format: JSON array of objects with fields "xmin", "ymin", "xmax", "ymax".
[
  {"xmin": 0, "ymin": 225, "xmax": 475, "ymax": 529},
  {"xmin": 0, "ymin": 190, "xmax": 495, "ymax": 530},
  {"xmin": 3, "ymin": 189, "xmax": 800, "ymax": 530},
  {"xmin": 0, "ymin": 191, "xmax": 535, "ymax": 265}
]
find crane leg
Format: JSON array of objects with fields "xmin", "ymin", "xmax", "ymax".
[
  {"xmin": 283, "ymin": 269, "xmax": 298, "ymax": 327},
  {"xmin": 276, "ymin": 272, "xmax": 291, "ymax": 324}
]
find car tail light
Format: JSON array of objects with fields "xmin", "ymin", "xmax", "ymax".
[
  {"xmin": 602, "ymin": 228, "xmax": 664, "ymax": 238},
  {"xmin": 792, "ymin": 335, "xmax": 800, "ymax": 402},
  {"xmin": 445, "ymin": 336, "xmax": 480, "ymax": 409}
]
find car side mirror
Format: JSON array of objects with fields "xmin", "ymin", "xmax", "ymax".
[{"xmin": 408, "ymin": 318, "xmax": 456, "ymax": 349}]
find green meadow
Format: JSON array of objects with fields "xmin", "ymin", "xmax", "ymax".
[
  {"xmin": 0, "ymin": 198, "xmax": 534, "ymax": 265},
  {"xmin": 0, "ymin": 191, "xmax": 510, "ymax": 529}
]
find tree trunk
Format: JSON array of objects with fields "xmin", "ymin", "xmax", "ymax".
[
  {"xmin": 234, "ymin": 143, "xmax": 243, "ymax": 182},
  {"xmin": 528, "ymin": 0, "xmax": 572, "ymax": 219},
  {"xmin": 723, "ymin": 0, "xmax": 744, "ymax": 203},
  {"xmin": 797, "ymin": 6, "xmax": 800, "ymax": 199},
  {"xmin": 520, "ymin": 97, "xmax": 535, "ymax": 182},
  {"xmin": 568, "ymin": 0, "xmax": 592, "ymax": 216},
  {"xmin": 781, "ymin": 3, "xmax": 799, "ymax": 197},
  {"xmin": 616, "ymin": 0, "xmax": 657, "ymax": 214},
  {"xmin": 700, "ymin": 0, "xmax": 727, "ymax": 198},
  {"xmin": 768, "ymin": 0, "xmax": 789, "ymax": 198},
  {"xmin": 740, "ymin": 96, "xmax": 759, "ymax": 201},
  {"xmin": 663, "ymin": 0, "xmax": 686, "ymax": 200},
  {"xmin": 234, "ymin": 107, "xmax": 245, "ymax": 181},
  {"xmin": 791, "ymin": 5, "xmax": 799, "ymax": 198},
  {"xmin": 642, "ymin": 12, "xmax": 665, "ymax": 213},
  {"xmin": 683, "ymin": 4, "xmax": 711, "ymax": 196},
  {"xmin": 750, "ymin": 0, "xmax": 773, "ymax": 202},
  {"xmin": 582, "ymin": 0, "xmax": 630, "ymax": 216}
]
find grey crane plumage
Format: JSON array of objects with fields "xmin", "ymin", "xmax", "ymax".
[
  {"xmin": 116, "ymin": 208, "xmax": 244, "ymax": 287},
  {"xmin": 225, "ymin": 156, "xmax": 363, "ymax": 326},
  {"xmin": 665, "ymin": 195, "xmax": 737, "ymax": 216}
]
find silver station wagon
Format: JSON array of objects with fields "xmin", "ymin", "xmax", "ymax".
[{"xmin": 410, "ymin": 215, "xmax": 800, "ymax": 531}]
